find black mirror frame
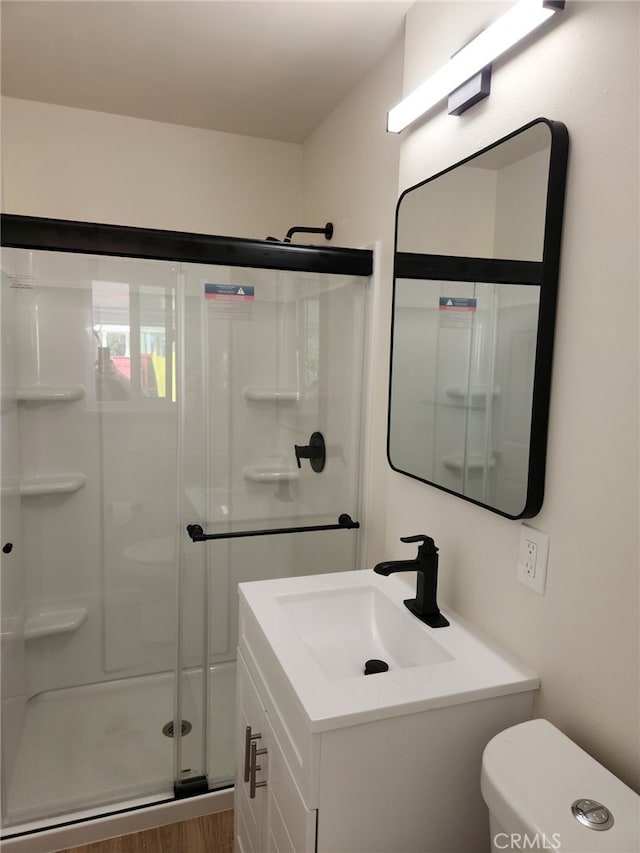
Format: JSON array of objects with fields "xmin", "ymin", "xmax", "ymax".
[{"xmin": 388, "ymin": 117, "xmax": 569, "ymax": 519}]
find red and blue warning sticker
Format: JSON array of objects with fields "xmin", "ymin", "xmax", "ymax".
[
  {"xmin": 205, "ymin": 284, "xmax": 255, "ymax": 301},
  {"xmin": 439, "ymin": 297, "xmax": 477, "ymax": 311}
]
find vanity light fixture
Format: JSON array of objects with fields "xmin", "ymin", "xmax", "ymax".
[{"xmin": 387, "ymin": 0, "xmax": 564, "ymax": 133}]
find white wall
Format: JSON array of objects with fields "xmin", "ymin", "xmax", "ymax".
[
  {"xmin": 1, "ymin": 97, "xmax": 302, "ymax": 237},
  {"xmin": 382, "ymin": 0, "xmax": 638, "ymax": 790}
]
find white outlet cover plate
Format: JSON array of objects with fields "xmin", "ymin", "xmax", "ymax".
[{"xmin": 517, "ymin": 524, "xmax": 549, "ymax": 594}]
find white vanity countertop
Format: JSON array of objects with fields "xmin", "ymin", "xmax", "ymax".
[{"xmin": 239, "ymin": 569, "xmax": 539, "ymax": 732}]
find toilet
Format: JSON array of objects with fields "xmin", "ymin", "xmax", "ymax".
[{"xmin": 481, "ymin": 719, "xmax": 640, "ymax": 852}]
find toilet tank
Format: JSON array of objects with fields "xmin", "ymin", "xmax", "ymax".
[{"xmin": 481, "ymin": 719, "xmax": 640, "ymax": 852}]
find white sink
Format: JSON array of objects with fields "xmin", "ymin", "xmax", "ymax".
[
  {"xmin": 239, "ymin": 569, "xmax": 538, "ymax": 731},
  {"xmin": 277, "ymin": 585, "xmax": 453, "ymax": 680}
]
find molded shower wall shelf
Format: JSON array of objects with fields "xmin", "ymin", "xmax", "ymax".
[
  {"xmin": 20, "ymin": 473, "xmax": 87, "ymax": 497},
  {"xmin": 442, "ymin": 454, "xmax": 497, "ymax": 472},
  {"xmin": 444, "ymin": 385, "xmax": 500, "ymax": 408},
  {"xmin": 16, "ymin": 384, "xmax": 86, "ymax": 402},
  {"xmin": 24, "ymin": 607, "xmax": 88, "ymax": 640},
  {"xmin": 242, "ymin": 465, "xmax": 299, "ymax": 484},
  {"xmin": 242, "ymin": 386, "xmax": 299, "ymax": 403}
]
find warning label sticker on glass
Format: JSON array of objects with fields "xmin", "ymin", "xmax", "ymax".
[
  {"xmin": 8, "ymin": 274, "xmax": 35, "ymax": 290},
  {"xmin": 205, "ymin": 284, "xmax": 254, "ymax": 319},
  {"xmin": 439, "ymin": 296, "xmax": 476, "ymax": 328}
]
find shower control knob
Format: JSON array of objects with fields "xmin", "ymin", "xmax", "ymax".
[{"xmin": 294, "ymin": 431, "xmax": 326, "ymax": 472}]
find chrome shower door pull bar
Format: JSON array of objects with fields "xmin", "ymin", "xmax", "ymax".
[
  {"xmin": 249, "ymin": 740, "xmax": 268, "ymax": 799},
  {"xmin": 243, "ymin": 726, "xmax": 262, "ymax": 783}
]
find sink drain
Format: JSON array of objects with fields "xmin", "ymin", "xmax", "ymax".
[
  {"xmin": 162, "ymin": 720, "xmax": 192, "ymax": 738},
  {"xmin": 364, "ymin": 659, "xmax": 389, "ymax": 675}
]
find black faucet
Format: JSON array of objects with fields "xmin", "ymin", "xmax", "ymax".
[{"xmin": 374, "ymin": 535, "xmax": 449, "ymax": 628}]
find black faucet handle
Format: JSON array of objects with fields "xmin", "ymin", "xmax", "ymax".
[{"xmin": 400, "ymin": 534, "xmax": 438, "ymax": 553}]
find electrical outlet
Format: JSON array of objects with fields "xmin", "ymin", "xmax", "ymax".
[
  {"xmin": 517, "ymin": 524, "xmax": 549, "ymax": 594},
  {"xmin": 523, "ymin": 539, "xmax": 537, "ymax": 577}
]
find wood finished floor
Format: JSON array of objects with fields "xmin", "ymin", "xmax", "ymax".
[{"xmin": 59, "ymin": 810, "xmax": 234, "ymax": 853}]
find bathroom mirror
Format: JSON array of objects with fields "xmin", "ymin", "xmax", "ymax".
[{"xmin": 388, "ymin": 118, "xmax": 568, "ymax": 518}]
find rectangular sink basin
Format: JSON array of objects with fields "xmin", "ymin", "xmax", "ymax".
[
  {"xmin": 239, "ymin": 570, "xmax": 539, "ymax": 731},
  {"xmin": 277, "ymin": 585, "xmax": 453, "ymax": 680}
]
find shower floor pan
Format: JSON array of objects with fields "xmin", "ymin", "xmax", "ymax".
[{"xmin": 4, "ymin": 662, "xmax": 235, "ymax": 828}]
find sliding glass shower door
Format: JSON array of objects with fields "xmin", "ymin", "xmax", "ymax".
[
  {"xmin": 176, "ymin": 260, "xmax": 366, "ymax": 794},
  {"xmin": 1, "ymin": 249, "xmax": 184, "ymax": 826},
  {"xmin": 1, "ymin": 223, "xmax": 369, "ymax": 833}
]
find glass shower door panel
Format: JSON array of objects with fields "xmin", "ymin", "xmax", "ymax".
[
  {"xmin": 185, "ymin": 264, "xmax": 367, "ymax": 535},
  {"xmin": 0, "ymin": 249, "xmax": 183, "ymax": 826},
  {"xmin": 178, "ymin": 263, "xmax": 366, "ymax": 792}
]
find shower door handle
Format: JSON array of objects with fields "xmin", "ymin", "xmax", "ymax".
[
  {"xmin": 249, "ymin": 740, "xmax": 268, "ymax": 799},
  {"xmin": 244, "ymin": 726, "xmax": 262, "ymax": 783}
]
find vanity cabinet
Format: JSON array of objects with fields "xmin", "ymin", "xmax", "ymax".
[
  {"xmin": 235, "ymin": 580, "xmax": 537, "ymax": 853},
  {"xmin": 236, "ymin": 653, "xmax": 316, "ymax": 853}
]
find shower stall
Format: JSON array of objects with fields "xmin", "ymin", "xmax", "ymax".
[{"xmin": 0, "ymin": 216, "xmax": 371, "ymax": 839}]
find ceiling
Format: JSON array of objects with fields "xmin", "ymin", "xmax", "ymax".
[{"xmin": 1, "ymin": 1, "xmax": 411, "ymax": 143}]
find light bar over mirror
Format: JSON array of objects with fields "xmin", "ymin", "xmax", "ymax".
[{"xmin": 387, "ymin": 0, "xmax": 565, "ymax": 132}]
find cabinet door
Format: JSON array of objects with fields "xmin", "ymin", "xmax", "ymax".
[
  {"xmin": 264, "ymin": 715, "xmax": 317, "ymax": 853},
  {"xmin": 236, "ymin": 653, "xmax": 268, "ymax": 853},
  {"xmin": 236, "ymin": 651, "xmax": 317, "ymax": 853}
]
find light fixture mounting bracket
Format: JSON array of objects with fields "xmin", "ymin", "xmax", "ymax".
[{"xmin": 448, "ymin": 65, "xmax": 492, "ymax": 115}]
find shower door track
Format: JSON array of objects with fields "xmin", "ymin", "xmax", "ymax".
[{"xmin": 0, "ymin": 214, "xmax": 373, "ymax": 276}]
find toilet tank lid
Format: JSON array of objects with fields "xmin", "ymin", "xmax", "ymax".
[{"xmin": 481, "ymin": 719, "xmax": 640, "ymax": 852}]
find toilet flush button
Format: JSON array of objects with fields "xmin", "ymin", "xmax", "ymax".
[{"xmin": 571, "ymin": 799, "xmax": 614, "ymax": 830}]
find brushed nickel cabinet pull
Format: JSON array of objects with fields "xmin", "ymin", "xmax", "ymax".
[
  {"xmin": 249, "ymin": 740, "xmax": 268, "ymax": 799},
  {"xmin": 244, "ymin": 725, "xmax": 262, "ymax": 783}
]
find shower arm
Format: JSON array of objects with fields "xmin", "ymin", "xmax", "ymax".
[
  {"xmin": 185, "ymin": 513, "xmax": 359, "ymax": 543},
  {"xmin": 284, "ymin": 223, "xmax": 333, "ymax": 243},
  {"xmin": 265, "ymin": 222, "xmax": 334, "ymax": 243}
]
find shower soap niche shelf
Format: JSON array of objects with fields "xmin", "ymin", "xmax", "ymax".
[
  {"xmin": 243, "ymin": 466, "xmax": 299, "ymax": 484},
  {"xmin": 442, "ymin": 454, "xmax": 497, "ymax": 473},
  {"xmin": 25, "ymin": 607, "xmax": 88, "ymax": 640},
  {"xmin": 16, "ymin": 384, "xmax": 86, "ymax": 402},
  {"xmin": 242, "ymin": 386, "xmax": 299, "ymax": 403},
  {"xmin": 20, "ymin": 473, "xmax": 87, "ymax": 497},
  {"xmin": 444, "ymin": 385, "xmax": 500, "ymax": 408}
]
